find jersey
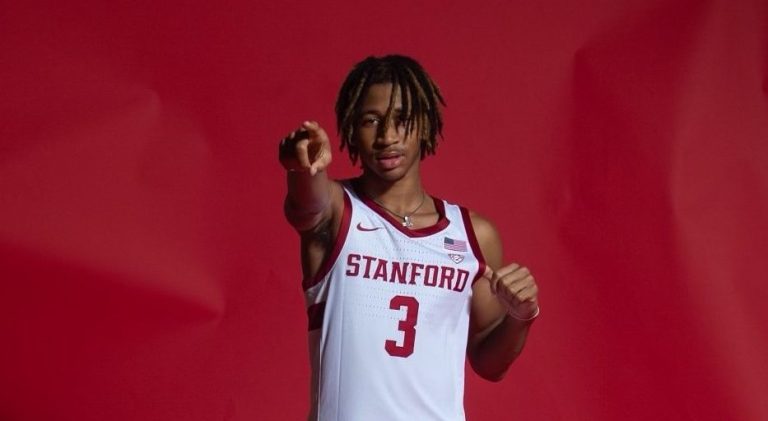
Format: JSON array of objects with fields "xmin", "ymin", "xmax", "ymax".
[{"xmin": 303, "ymin": 181, "xmax": 487, "ymax": 421}]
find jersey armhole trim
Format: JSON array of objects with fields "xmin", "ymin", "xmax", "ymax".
[
  {"xmin": 302, "ymin": 190, "xmax": 352, "ymax": 291},
  {"xmin": 460, "ymin": 206, "xmax": 487, "ymax": 286},
  {"xmin": 306, "ymin": 302, "xmax": 326, "ymax": 331}
]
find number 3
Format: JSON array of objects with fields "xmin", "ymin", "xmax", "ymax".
[{"xmin": 385, "ymin": 295, "xmax": 419, "ymax": 358}]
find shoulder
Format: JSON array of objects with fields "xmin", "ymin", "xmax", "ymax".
[
  {"xmin": 465, "ymin": 209, "xmax": 503, "ymax": 267},
  {"xmin": 466, "ymin": 210, "xmax": 499, "ymax": 243},
  {"xmin": 444, "ymin": 198, "xmax": 499, "ymax": 243}
]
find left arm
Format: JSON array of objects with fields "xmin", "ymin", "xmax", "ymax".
[{"xmin": 467, "ymin": 212, "xmax": 540, "ymax": 382}]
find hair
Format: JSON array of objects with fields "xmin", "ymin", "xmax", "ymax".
[{"xmin": 335, "ymin": 55, "xmax": 446, "ymax": 164}]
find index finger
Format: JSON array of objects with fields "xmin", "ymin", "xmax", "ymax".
[{"xmin": 302, "ymin": 121, "xmax": 328, "ymax": 140}]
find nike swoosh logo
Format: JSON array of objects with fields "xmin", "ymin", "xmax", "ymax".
[{"xmin": 356, "ymin": 222, "xmax": 382, "ymax": 232}]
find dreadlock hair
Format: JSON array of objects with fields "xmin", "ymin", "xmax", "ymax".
[{"xmin": 335, "ymin": 55, "xmax": 446, "ymax": 164}]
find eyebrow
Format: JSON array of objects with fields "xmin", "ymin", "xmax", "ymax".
[{"xmin": 360, "ymin": 107, "xmax": 404, "ymax": 116}]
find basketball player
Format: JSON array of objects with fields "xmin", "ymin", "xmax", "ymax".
[{"xmin": 279, "ymin": 55, "xmax": 539, "ymax": 421}]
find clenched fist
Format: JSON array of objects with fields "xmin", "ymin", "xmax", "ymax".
[
  {"xmin": 279, "ymin": 121, "xmax": 332, "ymax": 176},
  {"xmin": 484, "ymin": 263, "xmax": 540, "ymax": 320}
]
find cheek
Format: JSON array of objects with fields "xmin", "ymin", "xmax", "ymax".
[
  {"xmin": 407, "ymin": 135, "xmax": 423, "ymax": 153},
  {"xmin": 352, "ymin": 134, "xmax": 376, "ymax": 158},
  {"xmin": 355, "ymin": 127, "xmax": 375, "ymax": 142}
]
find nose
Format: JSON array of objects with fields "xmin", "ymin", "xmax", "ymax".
[{"xmin": 376, "ymin": 119, "xmax": 402, "ymax": 146}]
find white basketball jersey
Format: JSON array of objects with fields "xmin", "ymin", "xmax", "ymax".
[{"xmin": 303, "ymin": 181, "xmax": 487, "ymax": 421}]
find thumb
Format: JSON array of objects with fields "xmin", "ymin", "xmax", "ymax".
[
  {"xmin": 309, "ymin": 147, "xmax": 331, "ymax": 176},
  {"xmin": 482, "ymin": 266, "xmax": 497, "ymax": 295}
]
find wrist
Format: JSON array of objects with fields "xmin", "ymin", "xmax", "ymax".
[
  {"xmin": 507, "ymin": 305, "xmax": 539, "ymax": 322},
  {"xmin": 285, "ymin": 165, "xmax": 325, "ymax": 176}
]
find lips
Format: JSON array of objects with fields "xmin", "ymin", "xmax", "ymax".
[{"xmin": 375, "ymin": 153, "xmax": 404, "ymax": 170}]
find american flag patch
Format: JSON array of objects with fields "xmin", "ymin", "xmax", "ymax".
[{"xmin": 444, "ymin": 237, "xmax": 467, "ymax": 252}]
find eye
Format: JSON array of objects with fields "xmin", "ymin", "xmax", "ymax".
[{"xmin": 360, "ymin": 116, "xmax": 381, "ymax": 127}]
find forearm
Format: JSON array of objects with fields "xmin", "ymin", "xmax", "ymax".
[
  {"xmin": 284, "ymin": 170, "xmax": 332, "ymax": 231},
  {"xmin": 279, "ymin": 121, "xmax": 335, "ymax": 231},
  {"xmin": 469, "ymin": 315, "xmax": 534, "ymax": 382}
]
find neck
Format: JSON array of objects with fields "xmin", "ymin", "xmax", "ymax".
[{"xmin": 358, "ymin": 172, "xmax": 424, "ymax": 215}]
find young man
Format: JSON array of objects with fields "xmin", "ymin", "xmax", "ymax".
[{"xmin": 279, "ymin": 55, "xmax": 539, "ymax": 421}]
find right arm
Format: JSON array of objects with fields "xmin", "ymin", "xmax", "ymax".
[{"xmin": 279, "ymin": 121, "xmax": 345, "ymax": 279}]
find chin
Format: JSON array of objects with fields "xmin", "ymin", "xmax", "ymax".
[
  {"xmin": 362, "ymin": 164, "xmax": 407, "ymax": 182},
  {"xmin": 375, "ymin": 170, "xmax": 407, "ymax": 182}
]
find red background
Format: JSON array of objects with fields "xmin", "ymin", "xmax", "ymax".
[{"xmin": 2, "ymin": 1, "xmax": 767, "ymax": 420}]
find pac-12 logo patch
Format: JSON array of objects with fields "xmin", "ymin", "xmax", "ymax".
[{"xmin": 448, "ymin": 254, "xmax": 464, "ymax": 264}]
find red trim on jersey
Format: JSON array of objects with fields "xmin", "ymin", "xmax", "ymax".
[
  {"xmin": 460, "ymin": 207, "xmax": 487, "ymax": 286},
  {"xmin": 302, "ymin": 191, "xmax": 353, "ymax": 291},
  {"xmin": 307, "ymin": 302, "xmax": 326, "ymax": 331},
  {"xmin": 352, "ymin": 179, "xmax": 449, "ymax": 237}
]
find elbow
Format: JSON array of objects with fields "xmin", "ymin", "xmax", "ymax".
[
  {"xmin": 468, "ymin": 355, "xmax": 511, "ymax": 383},
  {"xmin": 476, "ymin": 367, "xmax": 509, "ymax": 383}
]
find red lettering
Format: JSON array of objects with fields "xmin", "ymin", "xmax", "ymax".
[
  {"xmin": 409, "ymin": 263, "xmax": 424, "ymax": 285},
  {"xmin": 453, "ymin": 269, "xmax": 469, "ymax": 292},
  {"xmin": 373, "ymin": 258, "xmax": 389, "ymax": 281},
  {"xmin": 423, "ymin": 265, "xmax": 439, "ymax": 287},
  {"xmin": 361, "ymin": 255, "xmax": 376, "ymax": 279},
  {"xmin": 390, "ymin": 261, "xmax": 409, "ymax": 284},
  {"xmin": 346, "ymin": 254, "xmax": 361, "ymax": 276},
  {"xmin": 346, "ymin": 253, "xmax": 472, "ymax": 293},
  {"xmin": 439, "ymin": 267, "xmax": 455, "ymax": 290}
]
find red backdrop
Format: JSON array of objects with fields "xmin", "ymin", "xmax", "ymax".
[{"xmin": 2, "ymin": 1, "xmax": 767, "ymax": 420}]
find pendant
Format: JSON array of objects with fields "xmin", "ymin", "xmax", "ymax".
[{"xmin": 402, "ymin": 215, "xmax": 413, "ymax": 228}]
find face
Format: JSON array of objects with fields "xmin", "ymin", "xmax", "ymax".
[{"xmin": 354, "ymin": 83, "xmax": 422, "ymax": 182}]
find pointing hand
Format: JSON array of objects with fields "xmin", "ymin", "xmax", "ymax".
[{"xmin": 279, "ymin": 121, "xmax": 332, "ymax": 176}]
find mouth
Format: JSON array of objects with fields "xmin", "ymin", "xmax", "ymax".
[{"xmin": 375, "ymin": 152, "xmax": 404, "ymax": 170}]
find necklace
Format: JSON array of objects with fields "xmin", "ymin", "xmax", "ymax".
[{"xmin": 373, "ymin": 192, "xmax": 426, "ymax": 228}]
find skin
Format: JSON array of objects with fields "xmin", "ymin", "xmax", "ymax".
[{"xmin": 279, "ymin": 83, "xmax": 539, "ymax": 381}]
